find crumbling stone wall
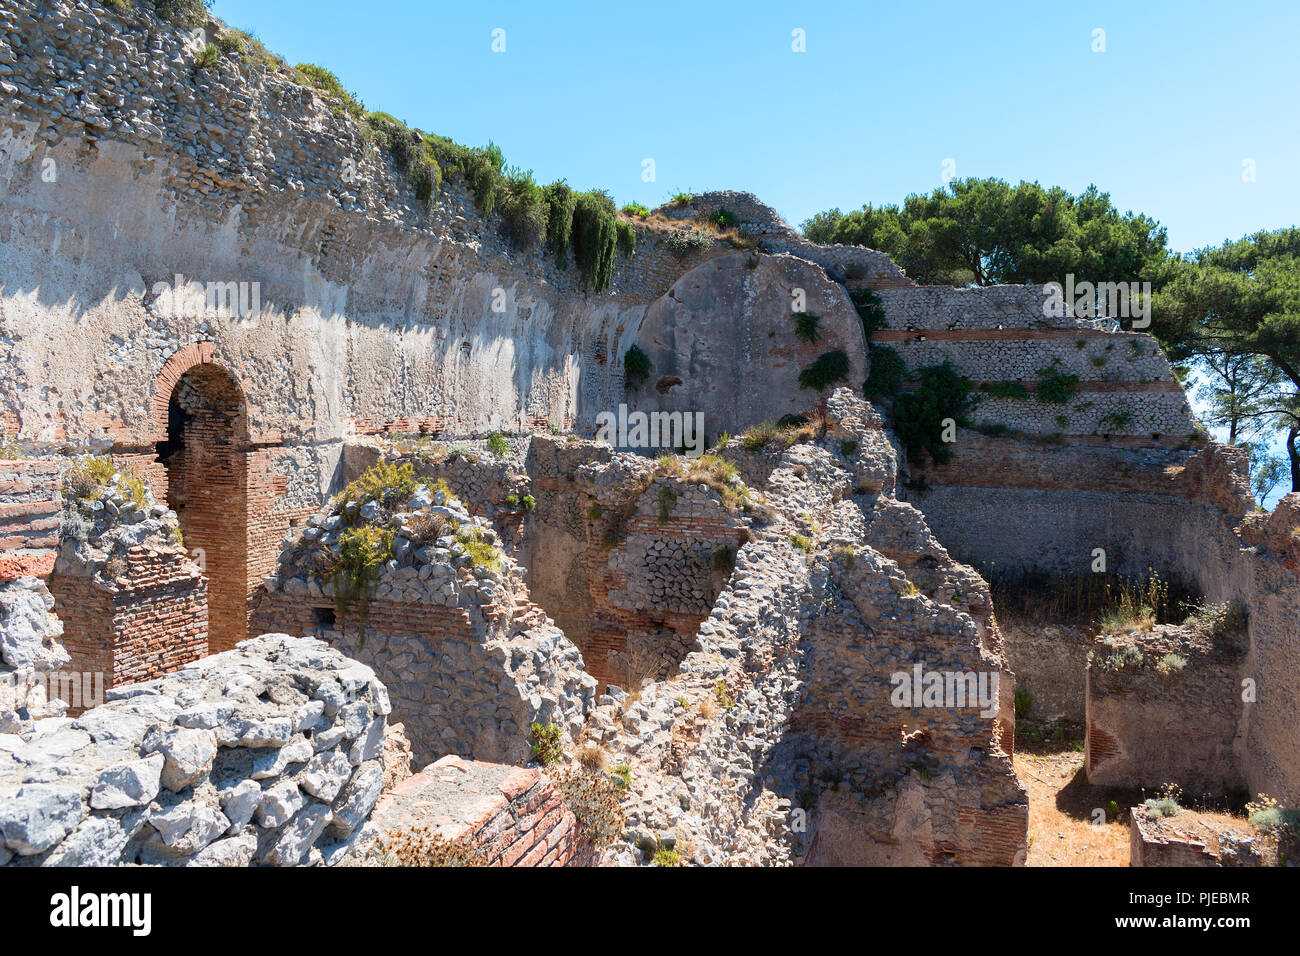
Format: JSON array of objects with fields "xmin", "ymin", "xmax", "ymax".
[
  {"xmin": 524, "ymin": 436, "xmax": 753, "ymax": 692},
  {"xmin": 50, "ymin": 457, "xmax": 207, "ymax": 704},
  {"xmin": 1086, "ymin": 622, "xmax": 1248, "ymax": 795},
  {"xmin": 628, "ymin": 251, "xmax": 868, "ymax": 439},
  {"xmin": 1129, "ymin": 809, "xmax": 1272, "ymax": 867},
  {"xmin": 0, "ymin": 634, "xmax": 394, "ymax": 867},
  {"xmin": 1, "ymin": 459, "xmax": 69, "ymax": 725},
  {"xmin": 251, "ymin": 473, "xmax": 595, "ymax": 769},
  {"xmin": 575, "ymin": 390, "xmax": 1026, "ymax": 866}
]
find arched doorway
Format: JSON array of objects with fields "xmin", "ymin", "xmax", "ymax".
[{"xmin": 154, "ymin": 361, "xmax": 249, "ymax": 653}]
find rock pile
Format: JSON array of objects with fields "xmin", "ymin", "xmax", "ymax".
[{"xmin": 0, "ymin": 633, "xmax": 395, "ymax": 866}]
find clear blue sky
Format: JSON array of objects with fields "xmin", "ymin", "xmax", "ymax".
[
  {"xmin": 212, "ymin": 0, "xmax": 1298, "ymax": 504},
  {"xmin": 212, "ymin": 0, "xmax": 1298, "ymax": 253}
]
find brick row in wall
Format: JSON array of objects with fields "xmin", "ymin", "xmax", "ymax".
[
  {"xmin": 0, "ymin": 459, "xmax": 61, "ymax": 581},
  {"xmin": 48, "ymin": 544, "xmax": 208, "ymax": 710}
]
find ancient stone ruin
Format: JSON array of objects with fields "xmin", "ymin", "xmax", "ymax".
[{"xmin": 0, "ymin": 0, "xmax": 1297, "ymax": 869}]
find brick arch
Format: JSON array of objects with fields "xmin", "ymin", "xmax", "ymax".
[
  {"xmin": 155, "ymin": 351, "xmax": 251, "ymax": 654},
  {"xmin": 150, "ymin": 343, "xmax": 252, "ymax": 445}
]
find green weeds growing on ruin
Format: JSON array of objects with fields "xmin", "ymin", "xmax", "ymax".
[
  {"xmin": 792, "ymin": 312, "xmax": 821, "ymax": 343},
  {"xmin": 624, "ymin": 345, "xmax": 651, "ymax": 389},
  {"xmin": 529, "ymin": 722, "xmax": 564, "ymax": 765},
  {"xmin": 797, "ymin": 350, "xmax": 850, "ymax": 392}
]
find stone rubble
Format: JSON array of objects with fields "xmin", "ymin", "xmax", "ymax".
[{"xmin": 0, "ymin": 633, "xmax": 396, "ymax": 866}]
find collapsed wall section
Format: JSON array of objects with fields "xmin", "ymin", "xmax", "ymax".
[
  {"xmin": 1085, "ymin": 620, "xmax": 1248, "ymax": 795},
  {"xmin": 527, "ymin": 436, "xmax": 754, "ymax": 692},
  {"xmin": 571, "ymin": 390, "xmax": 1026, "ymax": 866},
  {"xmin": 363, "ymin": 754, "xmax": 602, "ymax": 867},
  {"xmin": 1, "ymin": 459, "xmax": 69, "ymax": 726},
  {"xmin": 251, "ymin": 470, "xmax": 595, "ymax": 769},
  {"xmin": 50, "ymin": 458, "xmax": 207, "ymax": 705}
]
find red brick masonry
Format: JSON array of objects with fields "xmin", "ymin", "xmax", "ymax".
[{"xmin": 369, "ymin": 755, "xmax": 598, "ymax": 866}]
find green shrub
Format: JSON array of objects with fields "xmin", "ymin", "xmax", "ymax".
[
  {"xmin": 1155, "ymin": 653, "xmax": 1188, "ymax": 674},
  {"xmin": 339, "ymin": 461, "xmax": 420, "ymax": 518},
  {"xmin": 615, "ymin": 220, "xmax": 636, "ymax": 259},
  {"xmin": 486, "ymin": 432, "xmax": 510, "ymax": 458},
  {"xmin": 609, "ymin": 764, "xmax": 632, "ymax": 790},
  {"xmin": 294, "ymin": 63, "xmax": 364, "ymax": 118},
  {"xmin": 1036, "ymin": 367, "xmax": 1080, "ymax": 404},
  {"xmin": 154, "ymin": 0, "xmax": 211, "ymax": 29},
  {"xmin": 65, "ymin": 455, "xmax": 121, "ymax": 502},
  {"xmin": 366, "ymin": 112, "xmax": 442, "ymax": 204},
  {"xmin": 521, "ymin": 494, "xmax": 535, "ymax": 511},
  {"xmin": 214, "ymin": 29, "xmax": 283, "ymax": 70},
  {"xmin": 1144, "ymin": 797, "xmax": 1179, "ymax": 819},
  {"xmin": 1100, "ymin": 411, "xmax": 1133, "ymax": 431},
  {"xmin": 792, "ymin": 312, "xmax": 821, "ymax": 343},
  {"xmin": 789, "ymin": 533, "xmax": 814, "ymax": 554},
  {"xmin": 713, "ymin": 206, "xmax": 736, "ymax": 228},
  {"xmin": 713, "ymin": 680, "xmax": 735, "ymax": 709},
  {"xmin": 653, "ymin": 847, "xmax": 681, "ymax": 866},
  {"xmin": 1182, "ymin": 599, "xmax": 1247, "ymax": 637},
  {"xmin": 864, "ymin": 344, "xmax": 906, "ymax": 398},
  {"xmin": 194, "ymin": 43, "xmax": 220, "ymax": 70},
  {"xmin": 848, "ymin": 288, "xmax": 887, "ymax": 340},
  {"xmin": 455, "ymin": 526, "xmax": 501, "ymax": 573},
  {"xmin": 463, "ymin": 143, "xmax": 505, "ymax": 218},
  {"xmin": 329, "ymin": 524, "xmax": 393, "ymax": 648},
  {"xmin": 497, "ymin": 167, "xmax": 547, "ymax": 248},
  {"xmin": 671, "ymin": 191, "xmax": 693, "ymax": 206},
  {"xmin": 572, "ymin": 190, "xmax": 620, "ymax": 291},
  {"xmin": 529, "ymin": 722, "xmax": 564, "ymax": 765},
  {"xmin": 621, "ymin": 203, "xmax": 650, "ymax": 218},
  {"xmin": 1247, "ymin": 802, "xmax": 1300, "ymax": 834},
  {"xmin": 624, "ymin": 345, "xmax": 651, "ymax": 389},
  {"xmin": 540, "ymin": 180, "xmax": 577, "ymax": 267},
  {"xmin": 980, "ymin": 381, "xmax": 1030, "ymax": 400},
  {"xmin": 891, "ymin": 361, "xmax": 971, "ymax": 466},
  {"xmin": 798, "ymin": 350, "xmax": 850, "ymax": 391},
  {"xmin": 1014, "ymin": 686, "xmax": 1034, "ymax": 719},
  {"xmin": 1097, "ymin": 572, "xmax": 1169, "ymax": 634},
  {"xmin": 664, "ymin": 227, "xmax": 713, "ymax": 258}
]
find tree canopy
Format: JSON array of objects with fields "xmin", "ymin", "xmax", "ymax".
[
  {"xmin": 1157, "ymin": 228, "xmax": 1300, "ymax": 493},
  {"xmin": 801, "ymin": 178, "xmax": 1174, "ymax": 289}
]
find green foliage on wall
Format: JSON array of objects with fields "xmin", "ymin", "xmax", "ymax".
[
  {"xmin": 1036, "ymin": 367, "xmax": 1081, "ymax": 404},
  {"xmin": 792, "ymin": 312, "xmax": 821, "ymax": 343},
  {"xmin": 572, "ymin": 190, "xmax": 620, "ymax": 292},
  {"xmin": 849, "ymin": 288, "xmax": 887, "ymax": 341},
  {"xmin": 865, "ymin": 345, "xmax": 907, "ymax": 398},
  {"xmin": 892, "ymin": 361, "xmax": 972, "ymax": 466},
  {"xmin": 624, "ymin": 345, "xmax": 651, "ymax": 389},
  {"xmin": 798, "ymin": 350, "xmax": 850, "ymax": 391}
]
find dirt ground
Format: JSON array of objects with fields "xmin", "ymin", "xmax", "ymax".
[{"xmin": 1014, "ymin": 731, "xmax": 1143, "ymax": 866}]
